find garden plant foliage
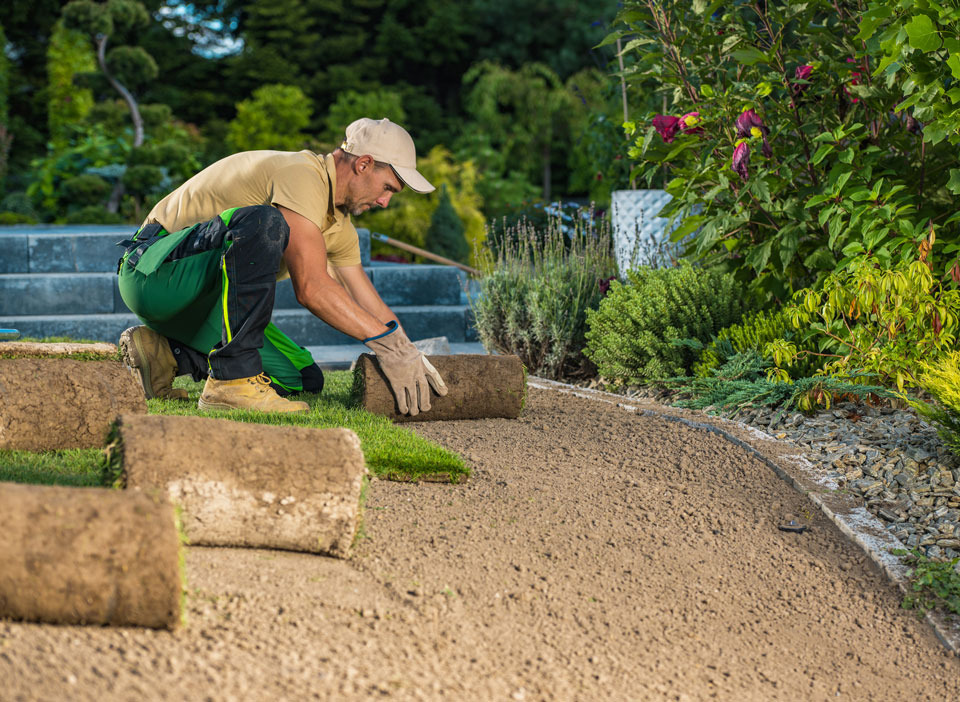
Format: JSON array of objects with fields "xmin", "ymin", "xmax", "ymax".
[
  {"xmin": 584, "ymin": 262, "xmax": 754, "ymax": 385},
  {"xmin": 858, "ymin": 0, "xmax": 960, "ymax": 151},
  {"xmin": 667, "ymin": 350, "xmax": 892, "ymax": 415},
  {"xmin": 692, "ymin": 307, "xmax": 823, "ymax": 380},
  {"xmin": 895, "ymin": 548, "xmax": 960, "ymax": 617},
  {"xmin": 607, "ymin": 1, "xmax": 960, "ymax": 303},
  {"xmin": 913, "ymin": 351, "xmax": 960, "ymax": 458},
  {"xmin": 472, "ymin": 208, "xmax": 615, "ymax": 380},
  {"xmin": 769, "ymin": 257, "xmax": 960, "ymax": 390}
]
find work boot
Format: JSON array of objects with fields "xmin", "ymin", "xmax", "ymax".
[
  {"xmin": 198, "ymin": 373, "xmax": 310, "ymax": 413},
  {"xmin": 119, "ymin": 326, "xmax": 189, "ymax": 400}
]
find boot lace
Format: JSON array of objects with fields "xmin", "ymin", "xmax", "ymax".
[{"xmin": 249, "ymin": 373, "xmax": 274, "ymax": 392}]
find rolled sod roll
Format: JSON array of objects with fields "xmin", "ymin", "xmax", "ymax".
[
  {"xmin": 0, "ymin": 482, "xmax": 182, "ymax": 629},
  {"xmin": 116, "ymin": 415, "xmax": 367, "ymax": 558},
  {"xmin": 0, "ymin": 358, "xmax": 146, "ymax": 451},
  {"xmin": 355, "ymin": 353, "xmax": 526, "ymax": 422}
]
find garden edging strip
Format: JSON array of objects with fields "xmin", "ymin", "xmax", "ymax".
[{"xmin": 527, "ymin": 376, "xmax": 960, "ymax": 652}]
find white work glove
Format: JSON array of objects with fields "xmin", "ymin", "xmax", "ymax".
[{"xmin": 364, "ymin": 321, "xmax": 448, "ymax": 416}]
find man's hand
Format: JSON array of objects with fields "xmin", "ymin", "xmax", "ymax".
[{"xmin": 364, "ymin": 322, "xmax": 447, "ymax": 416}]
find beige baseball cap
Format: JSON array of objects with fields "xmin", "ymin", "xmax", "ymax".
[{"xmin": 341, "ymin": 117, "xmax": 435, "ymax": 194}]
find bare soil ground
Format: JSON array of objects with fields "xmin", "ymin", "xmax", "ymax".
[{"xmin": 2, "ymin": 387, "xmax": 959, "ymax": 701}]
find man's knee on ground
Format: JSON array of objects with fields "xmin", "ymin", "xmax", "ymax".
[
  {"xmin": 268, "ymin": 364, "xmax": 323, "ymax": 397},
  {"xmin": 300, "ymin": 363, "xmax": 324, "ymax": 394}
]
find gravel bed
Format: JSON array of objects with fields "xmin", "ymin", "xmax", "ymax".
[{"xmin": 582, "ymin": 379, "xmax": 960, "ymax": 575}]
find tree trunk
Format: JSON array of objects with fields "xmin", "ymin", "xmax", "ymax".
[{"xmin": 96, "ymin": 34, "xmax": 143, "ymax": 213}]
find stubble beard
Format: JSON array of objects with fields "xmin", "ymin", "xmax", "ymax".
[{"xmin": 343, "ymin": 196, "xmax": 372, "ymax": 217}]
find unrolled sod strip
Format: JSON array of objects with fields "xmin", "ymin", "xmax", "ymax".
[
  {"xmin": 0, "ymin": 358, "xmax": 147, "ymax": 450},
  {"xmin": 0, "ymin": 483, "xmax": 182, "ymax": 629},
  {"xmin": 355, "ymin": 353, "xmax": 526, "ymax": 422},
  {"xmin": 0, "ymin": 341, "xmax": 118, "ymax": 359},
  {"xmin": 115, "ymin": 414, "xmax": 367, "ymax": 558}
]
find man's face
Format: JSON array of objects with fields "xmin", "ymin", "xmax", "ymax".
[{"xmin": 344, "ymin": 161, "xmax": 404, "ymax": 216}]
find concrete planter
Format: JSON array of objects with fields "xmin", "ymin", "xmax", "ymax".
[{"xmin": 610, "ymin": 189, "xmax": 676, "ymax": 276}]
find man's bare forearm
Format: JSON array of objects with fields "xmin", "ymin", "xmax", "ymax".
[{"xmin": 297, "ymin": 282, "xmax": 390, "ymax": 341}]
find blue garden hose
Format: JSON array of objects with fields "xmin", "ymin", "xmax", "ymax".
[{"xmin": 0, "ymin": 329, "xmax": 20, "ymax": 340}]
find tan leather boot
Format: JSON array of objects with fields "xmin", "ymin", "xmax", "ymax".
[
  {"xmin": 119, "ymin": 326, "xmax": 189, "ymax": 400},
  {"xmin": 198, "ymin": 373, "xmax": 310, "ymax": 413}
]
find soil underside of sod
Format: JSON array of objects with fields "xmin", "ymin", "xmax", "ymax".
[{"xmin": 2, "ymin": 387, "xmax": 960, "ymax": 700}]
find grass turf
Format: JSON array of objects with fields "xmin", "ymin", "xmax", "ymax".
[{"xmin": 0, "ymin": 370, "xmax": 469, "ymax": 486}]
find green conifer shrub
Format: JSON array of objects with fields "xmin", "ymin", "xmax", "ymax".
[
  {"xmin": 424, "ymin": 185, "xmax": 469, "ymax": 263},
  {"xmin": 584, "ymin": 263, "xmax": 754, "ymax": 385},
  {"xmin": 693, "ymin": 308, "xmax": 823, "ymax": 379},
  {"xmin": 913, "ymin": 352, "xmax": 960, "ymax": 458},
  {"xmin": 667, "ymin": 351, "xmax": 892, "ymax": 415}
]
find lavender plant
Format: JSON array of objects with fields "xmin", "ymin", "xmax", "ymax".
[{"xmin": 472, "ymin": 209, "xmax": 615, "ymax": 380}]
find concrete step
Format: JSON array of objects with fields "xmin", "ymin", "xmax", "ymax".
[
  {"xmin": 0, "ymin": 264, "xmax": 465, "ymax": 316},
  {"xmin": 0, "ymin": 305, "xmax": 477, "ymax": 346},
  {"xmin": 0, "ymin": 225, "xmax": 374, "ymax": 273},
  {"xmin": 0, "ymin": 226, "xmax": 132, "ymax": 274},
  {"xmin": 275, "ymin": 264, "xmax": 463, "ymax": 309}
]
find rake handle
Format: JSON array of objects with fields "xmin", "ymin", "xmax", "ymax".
[{"xmin": 370, "ymin": 232, "xmax": 480, "ymax": 277}]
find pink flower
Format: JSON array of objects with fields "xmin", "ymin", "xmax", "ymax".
[
  {"xmin": 792, "ymin": 65, "xmax": 813, "ymax": 97},
  {"xmin": 735, "ymin": 109, "xmax": 763, "ymax": 137},
  {"xmin": 735, "ymin": 109, "xmax": 772, "ymax": 158},
  {"xmin": 653, "ymin": 115, "xmax": 681, "ymax": 143},
  {"xmin": 679, "ymin": 112, "xmax": 704, "ymax": 136},
  {"xmin": 845, "ymin": 58, "xmax": 865, "ymax": 103},
  {"xmin": 732, "ymin": 141, "xmax": 751, "ymax": 180}
]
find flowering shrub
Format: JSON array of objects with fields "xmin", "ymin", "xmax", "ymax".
[
  {"xmin": 859, "ymin": 1, "xmax": 960, "ymax": 145},
  {"xmin": 607, "ymin": 1, "xmax": 960, "ymax": 303}
]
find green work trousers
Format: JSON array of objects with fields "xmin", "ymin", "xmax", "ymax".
[{"xmin": 117, "ymin": 205, "xmax": 321, "ymax": 394}]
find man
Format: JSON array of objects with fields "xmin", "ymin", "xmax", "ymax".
[{"xmin": 116, "ymin": 117, "xmax": 447, "ymax": 416}]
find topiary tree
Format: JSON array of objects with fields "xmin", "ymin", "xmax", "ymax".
[
  {"xmin": 226, "ymin": 84, "xmax": 312, "ymax": 153},
  {"xmin": 62, "ymin": 0, "xmax": 156, "ymax": 212},
  {"xmin": 425, "ymin": 185, "xmax": 469, "ymax": 263}
]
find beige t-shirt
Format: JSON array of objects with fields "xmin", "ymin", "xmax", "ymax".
[{"xmin": 145, "ymin": 150, "xmax": 361, "ymax": 279}]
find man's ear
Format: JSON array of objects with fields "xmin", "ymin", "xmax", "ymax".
[{"xmin": 355, "ymin": 155, "xmax": 374, "ymax": 173}]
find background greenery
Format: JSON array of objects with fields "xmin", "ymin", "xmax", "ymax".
[{"xmin": 0, "ymin": 0, "xmax": 627, "ymax": 236}]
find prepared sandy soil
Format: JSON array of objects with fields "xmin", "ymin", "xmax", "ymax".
[{"xmin": 2, "ymin": 387, "xmax": 959, "ymax": 701}]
